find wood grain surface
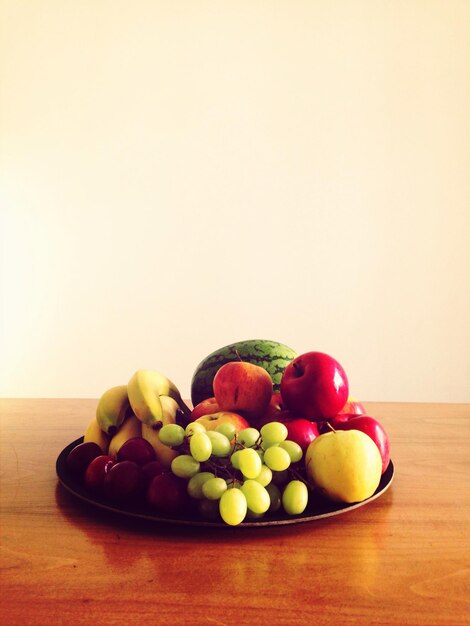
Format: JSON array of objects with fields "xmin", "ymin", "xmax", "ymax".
[{"xmin": 1, "ymin": 399, "xmax": 469, "ymax": 626}]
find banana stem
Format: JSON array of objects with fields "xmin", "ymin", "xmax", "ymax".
[{"xmin": 177, "ymin": 400, "xmax": 193, "ymax": 423}]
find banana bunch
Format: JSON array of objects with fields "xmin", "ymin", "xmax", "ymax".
[{"xmin": 84, "ymin": 370, "xmax": 190, "ymax": 468}]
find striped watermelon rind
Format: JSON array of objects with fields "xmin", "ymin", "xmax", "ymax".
[{"xmin": 190, "ymin": 339, "xmax": 297, "ymax": 407}]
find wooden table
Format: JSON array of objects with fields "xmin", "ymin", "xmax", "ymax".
[{"xmin": 1, "ymin": 399, "xmax": 469, "ymax": 626}]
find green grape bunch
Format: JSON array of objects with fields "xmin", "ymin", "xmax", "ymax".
[{"xmin": 157, "ymin": 420, "xmax": 311, "ymax": 526}]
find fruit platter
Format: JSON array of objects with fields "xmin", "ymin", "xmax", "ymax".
[{"xmin": 57, "ymin": 340, "xmax": 394, "ymax": 527}]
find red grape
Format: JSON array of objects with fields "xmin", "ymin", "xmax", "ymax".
[
  {"xmin": 66, "ymin": 442, "xmax": 102, "ymax": 478},
  {"xmin": 84, "ymin": 455, "xmax": 115, "ymax": 492},
  {"xmin": 104, "ymin": 460, "xmax": 145, "ymax": 502},
  {"xmin": 116, "ymin": 437, "xmax": 156, "ymax": 466},
  {"xmin": 197, "ymin": 498, "xmax": 221, "ymax": 521},
  {"xmin": 142, "ymin": 460, "xmax": 166, "ymax": 485},
  {"xmin": 146, "ymin": 473, "xmax": 189, "ymax": 515}
]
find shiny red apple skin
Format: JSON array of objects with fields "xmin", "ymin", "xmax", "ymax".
[
  {"xmin": 195, "ymin": 411, "xmax": 250, "ymax": 434},
  {"xmin": 329, "ymin": 415, "xmax": 390, "ymax": 474},
  {"xmin": 213, "ymin": 361, "xmax": 273, "ymax": 420},
  {"xmin": 280, "ymin": 351, "xmax": 349, "ymax": 421},
  {"xmin": 319, "ymin": 412, "xmax": 358, "ymax": 432},
  {"xmin": 327, "ymin": 413, "xmax": 355, "ymax": 426},
  {"xmin": 257, "ymin": 407, "xmax": 319, "ymax": 452},
  {"xmin": 319, "ymin": 397, "xmax": 366, "ymax": 432},
  {"xmin": 190, "ymin": 397, "xmax": 220, "ymax": 421},
  {"xmin": 283, "ymin": 417, "xmax": 320, "ymax": 452}
]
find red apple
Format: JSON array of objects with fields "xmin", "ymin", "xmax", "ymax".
[
  {"xmin": 321, "ymin": 396, "xmax": 366, "ymax": 432},
  {"xmin": 329, "ymin": 415, "xmax": 390, "ymax": 474},
  {"xmin": 190, "ymin": 397, "xmax": 220, "ymax": 421},
  {"xmin": 256, "ymin": 392, "xmax": 306, "ymax": 425},
  {"xmin": 213, "ymin": 361, "xmax": 273, "ymax": 420},
  {"xmin": 195, "ymin": 411, "xmax": 250, "ymax": 434},
  {"xmin": 336, "ymin": 396, "xmax": 366, "ymax": 419},
  {"xmin": 257, "ymin": 408, "xmax": 319, "ymax": 452},
  {"xmin": 256, "ymin": 392, "xmax": 320, "ymax": 450},
  {"xmin": 283, "ymin": 417, "xmax": 320, "ymax": 452},
  {"xmin": 280, "ymin": 351, "xmax": 349, "ymax": 421},
  {"xmin": 323, "ymin": 411, "xmax": 360, "ymax": 430},
  {"xmin": 256, "ymin": 392, "xmax": 283, "ymax": 425},
  {"xmin": 326, "ymin": 397, "xmax": 366, "ymax": 431}
]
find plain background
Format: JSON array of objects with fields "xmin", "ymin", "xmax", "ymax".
[{"xmin": 1, "ymin": 1, "xmax": 469, "ymax": 403}]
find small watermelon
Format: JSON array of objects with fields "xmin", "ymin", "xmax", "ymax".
[{"xmin": 190, "ymin": 339, "xmax": 297, "ymax": 407}]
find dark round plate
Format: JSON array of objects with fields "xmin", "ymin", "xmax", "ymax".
[{"xmin": 56, "ymin": 438, "xmax": 394, "ymax": 528}]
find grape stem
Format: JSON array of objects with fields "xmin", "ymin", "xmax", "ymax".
[{"xmin": 288, "ymin": 466, "xmax": 312, "ymax": 489}]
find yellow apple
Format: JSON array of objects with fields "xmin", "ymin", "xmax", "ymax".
[{"xmin": 305, "ymin": 429, "xmax": 382, "ymax": 503}]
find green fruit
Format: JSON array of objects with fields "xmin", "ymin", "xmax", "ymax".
[
  {"xmin": 305, "ymin": 430, "xmax": 382, "ymax": 503},
  {"xmin": 189, "ymin": 432, "xmax": 212, "ymax": 462},
  {"xmin": 282, "ymin": 480, "xmax": 308, "ymax": 515},
  {"xmin": 263, "ymin": 446, "xmax": 291, "ymax": 472},
  {"xmin": 241, "ymin": 480, "xmax": 271, "ymax": 514},
  {"xmin": 202, "ymin": 477, "xmax": 228, "ymax": 500},
  {"xmin": 187, "ymin": 472, "xmax": 215, "ymax": 499},
  {"xmin": 219, "ymin": 488, "xmax": 247, "ymax": 525},
  {"xmin": 190, "ymin": 339, "xmax": 297, "ymax": 406},
  {"xmin": 238, "ymin": 448, "xmax": 262, "ymax": 479}
]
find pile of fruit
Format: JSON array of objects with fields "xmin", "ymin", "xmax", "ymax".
[{"xmin": 65, "ymin": 339, "xmax": 391, "ymax": 526}]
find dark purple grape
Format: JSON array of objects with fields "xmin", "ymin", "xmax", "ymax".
[
  {"xmin": 66, "ymin": 442, "xmax": 102, "ymax": 478},
  {"xmin": 197, "ymin": 498, "xmax": 221, "ymax": 521},
  {"xmin": 104, "ymin": 460, "xmax": 145, "ymax": 502},
  {"xmin": 142, "ymin": 460, "xmax": 166, "ymax": 486},
  {"xmin": 84, "ymin": 455, "xmax": 115, "ymax": 492},
  {"xmin": 116, "ymin": 437, "xmax": 156, "ymax": 466},
  {"xmin": 146, "ymin": 473, "xmax": 189, "ymax": 515}
]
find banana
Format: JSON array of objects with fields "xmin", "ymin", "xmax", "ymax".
[
  {"xmin": 160, "ymin": 395, "xmax": 181, "ymax": 426},
  {"xmin": 127, "ymin": 370, "xmax": 164, "ymax": 427},
  {"xmin": 140, "ymin": 395, "xmax": 181, "ymax": 468},
  {"xmin": 84, "ymin": 417, "xmax": 110, "ymax": 453},
  {"xmin": 108, "ymin": 414, "xmax": 142, "ymax": 458},
  {"xmin": 96, "ymin": 385, "xmax": 131, "ymax": 436},
  {"xmin": 141, "ymin": 423, "xmax": 179, "ymax": 469},
  {"xmin": 127, "ymin": 369, "xmax": 191, "ymax": 427},
  {"xmin": 149, "ymin": 372, "xmax": 192, "ymax": 420}
]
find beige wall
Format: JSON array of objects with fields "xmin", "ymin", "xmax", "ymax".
[{"xmin": 1, "ymin": 1, "xmax": 469, "ymax": 402}]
